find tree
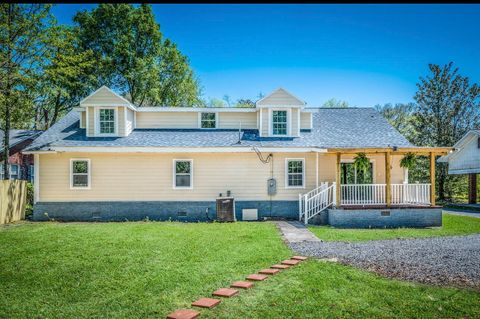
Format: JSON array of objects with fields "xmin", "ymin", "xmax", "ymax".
[
  {"xmin": 375, "ymin": 103, "xmax": 417, "ymax": 142},
  {"xmin": 31, "ymin": 25, "xmax": 97, "ymax": 129},
  {"xmin": 322, "ymin": 98, "xmax": 349, "ymax": 108},
  {"xmin": 0, "ymin": 4, "xmax": 53, "ymax": 179},
  {"xmin": 74, "ymin": 4, "xmax": 200, "ymax": 107},
  {"xmin": 413, "ymin": 62, "xmax": 480, "ymax": 200},
  {"xmin": 235, "ymin": 99, "xmax": 255, "ymax": 108}
]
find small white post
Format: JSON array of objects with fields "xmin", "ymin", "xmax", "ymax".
[
  {"xmin": 332, "ymin": 182, "xmax": 337, "ymax": 208},
  {"xmin": 298, "ymin": 193, "xmax": 303, "ymax": 221}
]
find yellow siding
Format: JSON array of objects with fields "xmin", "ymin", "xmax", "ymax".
[
  {"xmin": 300, "ymin": 112, "xmax": 312, "ymax": 130},
  {"xmin": 261, "ymin": 109, "xmax": 269, "ymax": 136},
  {"xmin": 80, "ymin": 111, "xmax": 86, "ymax": 129},
  {"xmin": 87, "ymin": 107, "xmax": 94, "ymax": 136},
  {"xmin": 218, "ymin": 112, "xmax": 257, "ymax": 129},
  {"xmin": 38, "ymin": 152, "xmax": 406, "ymax": 203},
  {"xmin": 118, "ymin": 107, "xmax": 126, "ymax": 136},
  {"xmin": 136, "ymin": 112, "xmax": 198, "ymax": 129},
  {"xmin": 38, "ymin": 152, "xmax": 318, "ymax": 202}
]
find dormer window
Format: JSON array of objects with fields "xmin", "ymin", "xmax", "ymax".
[
  {"xmin": 200, "ymin": 112, "xmax": 216, "ymax": 129},
  {"xmin": 95, "ymin": 107, "xmax": 118, "ymax": 136},
  {"xmin": 272, "ymin": 110, "xmax": 287, "ymax": 135}
]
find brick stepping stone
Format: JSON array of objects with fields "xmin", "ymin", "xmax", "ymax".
[
  {"xmin": 231, "ymin": 281, "xmax": 254, "ymax": 289},
  {"xmin": 281, "ymin": 259, "xmax": 300, "ymax": 266},
  {"xmin": 259, "ymin": 268, "xmax": 280, "ymax": 275},
  {"xmin": 191, "ymin": 297, "xmax": 221, "ymax": 309},
  {"xmin": 271, "ymin": 264, "xmax": 289, "ymax": 269},
  {"xmin": 246, "ymin": 274, "xmax": 268, "ymax": 281},
  {"xmin": 166, "ymin": 309, "xmax": 200, "ymax": 319},
  {"xmin": 292, "ymin": 256, "xmax": 308, "ymax": 261},
  {"xmin": 212, "ymin": 288, "xmax": 239, "ymax": 298}
]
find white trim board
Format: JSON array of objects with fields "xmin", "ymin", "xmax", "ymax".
[{"xmin": 26, "ymin": 147, "xmax": 328, "ymax": 154}]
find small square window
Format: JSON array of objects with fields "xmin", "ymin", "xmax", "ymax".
[{"xmin": 201, "ymin": 113, "xmax": 216, "ymax": 128}]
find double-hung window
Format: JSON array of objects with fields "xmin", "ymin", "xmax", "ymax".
[
  {"xmin": 71, "ymin": 159, "xmax": 90, "ymax": 189},
  {"xmin": 99, "ymin": 108, "xmax": 116, "ymax": 134},
  {"xmin": 272, "ymin": 110, "xmax": 287, "ymax": 135},
  {"xmin": 174, "ymin": 160, "xmax": 193, "ymax": 189},
  {"xmin": 201, "ymin": 113, "xmax": 216, "ymax": 128},
  {"xmin": 286, "ymin": 159, "xmax": 305, "ymax": 188}
]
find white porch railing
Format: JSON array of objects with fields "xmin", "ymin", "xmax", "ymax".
[
  {"xmin": 341, "ymin": 183, "xmax": 431, "ymax": 206},
  {"xmin": 341, "ymin": 184, "xmax": 386, "ymax": 205},
  {"xmin": 391, "ymin": 183, "xmax": 431, "ymax": 205},
  {"xmin": 299, "ymin": 182, "xmax": 336, "ymax": 224}
]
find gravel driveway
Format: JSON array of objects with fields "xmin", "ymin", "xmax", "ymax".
[{"xmin": 290, "ymin": 234, "xmax": 480, "ymax": 289}]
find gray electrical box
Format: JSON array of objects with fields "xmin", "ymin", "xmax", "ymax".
[{"xmin": 267, "ymin": 178, "xmax": 277, "ymax": 196}]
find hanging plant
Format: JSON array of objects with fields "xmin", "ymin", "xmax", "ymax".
[
  {"xmin": 400, "ymin": 152, "xmax": 417, "ymax": 170},
  {"xmin": 353, "ymin": 152, "xmax": 370, "ymax": 176}
]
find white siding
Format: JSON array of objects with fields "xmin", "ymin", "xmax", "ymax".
[
  {"xmin": 257, "ymin": 88, "xmax": 304, "ymax": 106},
  {"xmin": 300, "ymin": 112, "xmax": 312, "ymax": 130},
  {"xmin": 218, "ymin": 112, "xmax": 257, "ymax": 129},
  {"xmin": 136, "ymin": 112, "xmax": 198, "ymax": 129},
  {"xmin": 449, "ymin": 135, "xmax": 480, "ymax": 174}
]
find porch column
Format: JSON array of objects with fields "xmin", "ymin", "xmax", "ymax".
[
  {"xmin": 315, "ymin": 152, "xmax": 319, "ymax": 188},
  {"xmin": 385, "ymin": 152, "xmax": 391, "ymax": 207},
  {"xmin": 469, "ymin": 173, "xmax": 477, "ymax": 204},
  {"xmin": 336, "ymin": 153, "xmax": 341, "ymax": 207},
  {"xmin": 430, "ymin": 152, "xmax": 436, "ymax": 206}
]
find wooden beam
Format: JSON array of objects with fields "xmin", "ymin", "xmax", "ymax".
[
  {"xmin": 385, "ymin": 152, "xmax": 391, "ymax": 207},
  {"xmin": 469, "ymin": 173, "xmax": 477, "ymax": 205},
  {"xmin": 336, "ymin": 153, "xmax": 341, "ymax": 207},
  {"xmin": 326, "ymin": 147, "xmax": 452, "ymax": 156},
  {"xmin": 430, "ymin": 152, "xmax": 436, "ymax": 206}
]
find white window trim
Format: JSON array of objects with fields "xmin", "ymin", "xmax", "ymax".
[
  {"xmin": 70, "ymin": 158, "xmax": 91, "ymax": 190},
  {"xmin": 340, "ymin": 159, "xmax": 377, "ymax": 184},
  {"xmin": 198, "ymin": 112, "xmax": 218, "ymax": 129},
  {"xmin": 173, "ymin": 159, "xmax": 193, "ymax": 190},
  {"xmin": 269, "ymin": 108, "xmax": 291, "ymax": 137},
  {"xmin": 9, "ymin": 164, "xmax": 19, "ymax": 179},
  {"xmin": 95, "ymin": 107, "xmax": 118, "ymax": 136},
  {"xmin": 86, "ymin": 107, "xmax": 90, "ymax": 137},
  {"xmin": 285, "ymin": 158, "xmax": 305, "ymax": 189}
]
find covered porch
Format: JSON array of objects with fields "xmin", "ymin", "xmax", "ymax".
[{"xmin": 299, "ymin": 146, "xmax": 452, "ymax": 225}]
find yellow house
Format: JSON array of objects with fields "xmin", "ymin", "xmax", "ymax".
[{"xmin": 25, "ymin": 87, "xmax": 451, "ymax": 227}]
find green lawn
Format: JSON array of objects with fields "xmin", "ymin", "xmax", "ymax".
[
  {"xmin": 308, "ymin": 212, "xmax": 480, "ymax": 242},
  {"xmin": 0, "ymin": 221, "xmax": 479, "ymax": 318}
]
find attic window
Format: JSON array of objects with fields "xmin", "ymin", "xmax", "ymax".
[
  {"xmin": 100, "ymin": 109, "xmax": 115, "ymax": 134},
  {"xmin": 201, "ymin": 113, "xmax": 216, "ymax": 128},
  {"xmin": 272, "ymin": 110, "xmax": 287, "ymax": 135}
]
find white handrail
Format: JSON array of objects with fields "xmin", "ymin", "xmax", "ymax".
[
  {"xmin": 302, "ymin": 182, "xmax": 336, "ymax": 225},
  {"xmin": 341, "ymin": 183, "xmax": 431, "ymax": 206}
]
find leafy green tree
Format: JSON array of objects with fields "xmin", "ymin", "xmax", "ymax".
[
  {"xmin": 375, "ymin": 103, "xmax": 417, "ymax": 142},
  {"xmin": 322, "ymin": 98, "xmax": 349, "ymax": 108},
  {"xmin": 235, "ymin": 99, "xmax": 255, "ymax": 108},
  {"xmin": 74, "ymin": 4, "xmax": 200, "ymax": 107},
  {"xmin": 0, "ymin": 4, "xmax": 53, "ymax": 179},
  {"xmin": 31, "ymin": 25, "xmax": 97, "ymax": 129},
  {"xmin": 413, "ymin": 62, "xmax": 480, "ymax": 201}
]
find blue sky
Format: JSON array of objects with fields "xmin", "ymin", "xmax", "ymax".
[{"xmin": 52, "ymin": 4, "xmax": 480, "ymax": 107}]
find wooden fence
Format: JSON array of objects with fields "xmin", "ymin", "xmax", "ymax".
[{"xmin": 0, "ymin": 180, "xmax": 27, "ymax": 224}]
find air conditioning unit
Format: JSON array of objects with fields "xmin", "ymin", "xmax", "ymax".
[{"xmin": 242, "ymin": 209, "xmax": 258, "ymax": 221}]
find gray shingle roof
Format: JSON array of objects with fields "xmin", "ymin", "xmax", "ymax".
[
  {"xmin": 0, "ymin": 129, "xmax": 42, "ymax": 152},
  {"xmin": 25, "ymin": 107, "xmax": 414, "ymax": 151}
]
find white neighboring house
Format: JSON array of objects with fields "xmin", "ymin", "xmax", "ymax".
[{"xmin": 438, "ymin": 130, "xmax": 480, "ymax": 204}]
